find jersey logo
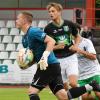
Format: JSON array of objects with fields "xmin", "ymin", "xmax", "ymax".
[
  {"xmin": 33, "ymin": 77, "xmax": 40, "ymax": 85},
  {"xmin": 41, "ymin": 33, "xmax": 46, "ymax": 38},
  {"xmin": 53, "ymin": 30, "xmax": 57, "ymax": 34},
  {"xmin": 58, "ymin": 29, "xmax": 63, "ymax": 31},
  {"xmin": 63, "ymin": 26, "xmax": 69, "ymax": 32},
  {"xmin": 59, "ymin": 35, "xmax": 66, "ymax": 41}
]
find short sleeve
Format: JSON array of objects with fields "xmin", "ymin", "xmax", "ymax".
[
  {"xmin": 69, "ymin": 21, "xmax": 78, "ymax": 36},
  {"xmin": 30, "ymin": 27, "xmax": 46, "ymax": 42},
  {"xmin": 86, "ymin": 39, "xmax": 96, "ymax": 54},
  {"xmin": 44, "ymin": 24, "xmax": 51, "ymax": 35}
]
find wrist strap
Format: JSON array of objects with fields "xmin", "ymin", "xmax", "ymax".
[{"xmin": 43, "ymin": 51, "xmax": 50, "ymax": 58}]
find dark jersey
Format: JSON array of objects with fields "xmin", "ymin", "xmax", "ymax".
[
  {"xmin": 44, "ymin": 20, "xmax": 78, "ymax": 58},
  {"xmin": 22, "ymin": 26, "xmax": 58, "ymax": 64}
]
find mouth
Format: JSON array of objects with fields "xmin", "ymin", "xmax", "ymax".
[{"xmin": 50, "ymin": 16, "xmax": 54, "ymax": 19}]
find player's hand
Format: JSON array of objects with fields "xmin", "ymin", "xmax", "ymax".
[
  {"xmin": 38, "ymin": 51, "xmax": 50, "ymax": 70},
  {"xmin": 69, "ymin": 45, "xmax": 79, "ymax": 52},
  {"xmin": 17, "ymin": 52, "xmax": 24, "ymax": 64},
  {"xmin": 17, "ymin": 51, "xmax": 28, "ymax": 66},
  {"xmin": 38, "ymin": 56, "xmax": 48, "ymax": 70},
  {"xmin": 54, "ymin": 43, "xmax": 65, "ymax": 50}
]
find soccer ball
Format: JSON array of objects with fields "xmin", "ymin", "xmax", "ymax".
[{"xmin": 17, "ymin": 48, "xmax": 34, "ymax": 69}]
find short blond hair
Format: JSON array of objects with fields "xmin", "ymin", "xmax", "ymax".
[
  {"xmin": 21, "ymin": 12, "xmax": 33, "ymax": 23},
  {"xmin": 47, "ymin": 2, "xmax": 63, "ymax": 11}
]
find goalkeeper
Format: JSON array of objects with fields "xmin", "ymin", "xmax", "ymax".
[{"xmin": 16, "ymin": 12, "xmax": 100, "ymax": 100}]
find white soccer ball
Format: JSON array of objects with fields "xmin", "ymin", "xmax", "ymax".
[{"xmin": 17, "ymin": 48, "xmax": 34, "ymax": 69}]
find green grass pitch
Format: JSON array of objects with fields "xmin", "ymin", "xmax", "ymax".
[
  {"xmin": 0, "ymin": 87, "xmax": 57, "ymax": 100},
  {"xmin": 0, "ymin": 87, "xmax": 96, "ymax": 100}
]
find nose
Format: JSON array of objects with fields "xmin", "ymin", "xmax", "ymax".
[
  {"xmin": 16, "ymin": 20, "xmax": 18, "ymax": 23},
  {"xmin": 49, "ymin": 12, "xmax": 53, "ymax": 16},
  {"xmin": 15, "ymin": 20, "xmax": 18, "ymax": 26}
]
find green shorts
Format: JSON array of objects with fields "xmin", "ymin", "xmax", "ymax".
[{"xmin": 78, "ymin": 75, "xmax": 100, "ymax": 86}]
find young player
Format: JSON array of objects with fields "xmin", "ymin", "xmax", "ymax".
[
  {"xmin": 16, "ymin": 12, "xmax": 100, "ymax": 100},
  {"xmin": 44, "ymin": 2, "xmax": 80, "ymax": 90},
  {"xmin": 70, "ymin": 35, "xmax": 100, "ymax": 100}
]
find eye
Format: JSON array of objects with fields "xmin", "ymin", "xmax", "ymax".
[
  {"xmin": 48, "ymin": 11, "xmax": 51, "ymax": 13},
  {"xmin": 49, "ymin": 10, "xmax": 55, "ymax": 13},
  {"xmin": 51, "ymin": 10, "xmax": 55, "ymax": 12}
]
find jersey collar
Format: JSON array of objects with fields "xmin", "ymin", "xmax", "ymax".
[{"xmin": 52, "ymin": 19, "xmax": 64, "ymax": 27}]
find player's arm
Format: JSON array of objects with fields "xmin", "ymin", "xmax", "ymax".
[
  {"xmin": 76, "ymin": 47, "xmax": 96, "ymax": 60},
  {"xmin": 79, "ymin": 39, "xmax": 97, "ymax": 60},
  {"xmin": 53, "ymin": 43, "xmax": 65, "ymax": 50},
  {"xmin": 35, "ymin": 28, "xmax": 56, "ymax": 51},
  {"xmin": 69, "ymin": 42, "xmax": 96, "ymax": 60},
  {"xmin": 38, "ymin": 35, "xmax": 56, "ymax": 70},
  {"xmin": 44, "ymin": 35, "xmax": 56, "ymax": 51}
]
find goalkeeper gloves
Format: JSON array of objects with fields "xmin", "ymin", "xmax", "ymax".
[{"xmin": 38, "ymin": 51, "xmax": 50, "ymax": 70}]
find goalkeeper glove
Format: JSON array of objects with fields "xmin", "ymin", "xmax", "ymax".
[{"xmin": 38, "ymin": 51, "xmax": 50, "ymax": 70}]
